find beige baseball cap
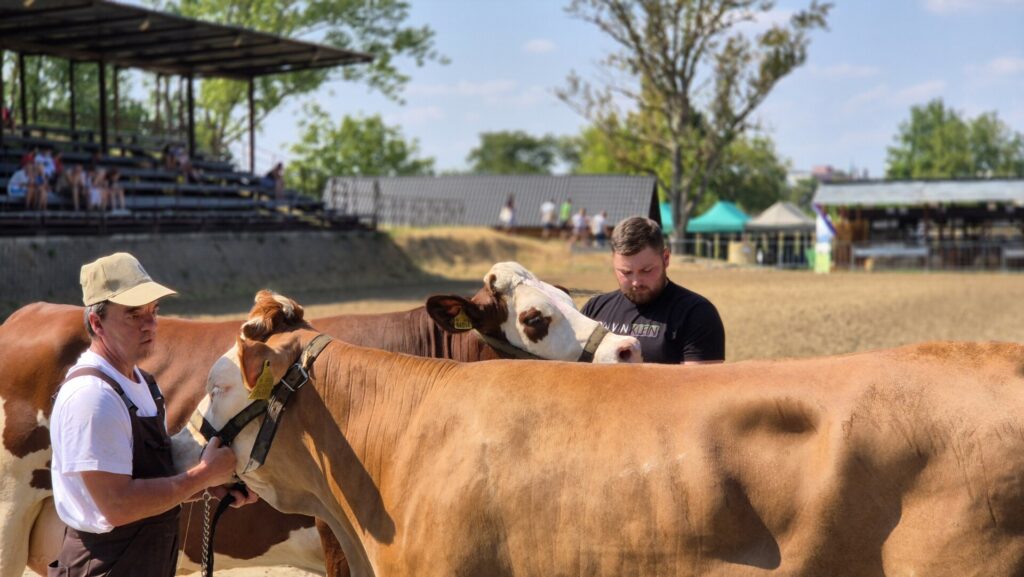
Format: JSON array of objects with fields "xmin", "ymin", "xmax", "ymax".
[{"xmin": 80, "ymin": 252, "xmax": 177, "ymax": 307}]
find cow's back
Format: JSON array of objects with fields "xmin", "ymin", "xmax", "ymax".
[{"xmin": 375, "ymin": 342, "xmax": 1024, "ymax": 577}]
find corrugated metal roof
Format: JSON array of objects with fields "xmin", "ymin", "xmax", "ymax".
[
  {"xmin": 323, "ymin": 175, "xmax": 659, "ymax": 228},
  {"xmin": 0, "ymin": 0, "xmax": 372, "ymax": 80},
  {"xmin": 814, "ymin": 179, "xmax": 1024, "ymax": 207}
]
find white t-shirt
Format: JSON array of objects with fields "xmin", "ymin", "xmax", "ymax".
[
  {"xmin": 590, "ymin": 213, "xmax": 607, "ymax": 236},
  {"xmin": 540, "ymin": 201, "xmax": 556, "ymax": 224},
  {"xmin": 50, "ymin": 350, "xmax": 161, "ymax": 533}
]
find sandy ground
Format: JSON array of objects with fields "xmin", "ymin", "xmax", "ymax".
[{"xmin": 25, "ymin": 228, "xmax": 1024, "ymax": 577}]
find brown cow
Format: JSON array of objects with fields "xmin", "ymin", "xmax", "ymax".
[
  {"xmin": 179, "ymin": 296, "xmax": 1024, "ymax": 576},
  {"xmin": 2, "ymin": 262, "xmax": 640, "ymax": 577}
]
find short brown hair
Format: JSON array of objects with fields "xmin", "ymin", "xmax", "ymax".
[{"xmin": 610, "ymin": 216, "xmax": 664, "ymax": 255}]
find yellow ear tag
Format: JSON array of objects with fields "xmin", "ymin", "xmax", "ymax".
[
  {"xmin": 452, "ymin": 310, "xmax": 473, "ymax": 330},
  {"xmin": 248, "ymin": 360, "xmax": 276, "ymax": 400}
]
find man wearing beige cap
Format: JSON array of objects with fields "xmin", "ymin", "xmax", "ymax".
[{"xmin": 48, "ymin": 252, "xmax": 256, "ymax": 576}]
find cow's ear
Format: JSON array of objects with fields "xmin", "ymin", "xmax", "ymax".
[
  {"xmin": 237, "ymin": 334, "xmax": 301, "ymax": 397},
  {"xmin": 426, "ymin": 295, "xmax": 482, "ymax": 333}
]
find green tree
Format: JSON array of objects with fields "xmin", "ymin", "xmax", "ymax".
[
  {"xmin": 574, "ymin": 121, "xmax": 791, "ymax": 214},
  {"xmin": 886, "ymin": 99, "xmax": 1024, "ymax": 179},
  {"xmin": 151, "ymin": 0, "xmax": 445, "ymax": 156},
  {"xmin": 286, "ymin": 105, "xmax": 434, "ymax": 197},
  {"xmin": 886, "ymin": 100, "xmax": 972, "ymax": 179},
  {"xmin": 557, "ymin": 0, "xmax": 830, "ymax": 238},
  {"xmin": 466, "ymin": 131, "xmax": 574, "ymax": 174},
  {"xmin": 2, "ymin": 54, "xmax": 153, "ymax": 136}
]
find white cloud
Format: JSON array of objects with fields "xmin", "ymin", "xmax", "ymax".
[
  {"xmin": 892, "ymin": 80, "xmax": 947, "ymax": 105},
  {"xmin": 384, "ymin": 106, "xmax": 444, "ymax": 126},
  {"xmin": 811, "ymin": 63, "xmax": 881, "ymax": 79},
  {"xmin": 841, "ymin": 80, "xmax": 947, "ymax": 113},
  {"xmin": 976, "ymin": 56, "xmax": 1024, "ymax": 77},
  {"xmin": 923, "ymin": 0, "xmax": 1024, "ymax": 13},
  {"xmin": 842, "ymin": 84, "xmax": 889, "ymax": 113},
  {"xmin": 407, "ymin": 80, "xmax": 517, "ymax": 98},
  {"xmin": 522, "ymin": 38, "xmax": 556, "ymax": 54}
]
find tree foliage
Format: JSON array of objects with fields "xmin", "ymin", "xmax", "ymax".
[
  {"xmin": 886, "ymin": 99, "xmax": 1024, "ymax": 179},
  {"xmin": 466, "ymin": 131, "xmax": 575, "ymax": 175},
  {"xmin": 573, "ymin": 121, "xmax": 791, "ymax": 214},
  {"xmin": 286, "ymin": 105, "xmax": 434, "ymax": 197},
  {"xmin": 557, "ymin": 0, "xmax": 830, "ymax": 237},
  {"xmin": 151, "ymin": 0, "xmax": 445, "ymax": 156}
]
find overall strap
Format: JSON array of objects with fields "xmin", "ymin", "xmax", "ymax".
[{"xmin": 60, "ymin": 367, "xmax": 137, "ymax": 412}]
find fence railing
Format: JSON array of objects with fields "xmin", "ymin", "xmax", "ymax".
[
  {"xmin": 835, "ymin": 240, "xmax": 1024, "ymax": 272},
  {"xmin": 323, "ymin": 177, "xmax": 465, "ymax": 228}
]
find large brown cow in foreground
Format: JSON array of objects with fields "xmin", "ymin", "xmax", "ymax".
[
  {"xmin": 178, "ymin": 293, "xmax": 1024, "ymax": 576},
  {"xmin": 2, "ymin": 262, "xmax": 640, "ymax": 577}
]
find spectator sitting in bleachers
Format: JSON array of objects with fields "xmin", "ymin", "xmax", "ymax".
[
  {"xmin": 87, "ymin": 167, "xmax": 106, "ymax": 211},
  {"xmin": 57, "ymin": 163, "xmax": 88, "ymax": 211},
  {"xmin": 262, "ymin": 162, "xmax": 285, "ymax": 201},
  {"xmin": 35, "ymin": 146, "xmax": 57, "ymax": 184},
  {"xmin": 25, "ymin": 162, "xmax": 49, "ymax": 211},
  {"xmin": 106, "ymin": 168, "xmax": 127, "ymax": 213},
  {"xmin": 51, "ymin": 151, "xmax": 66, "ymax": 188},
  {"xmin": 6, "ymin": 161, "xmax": 31, "ymax": 201},
  {"xmin": 1, "ymin": 104, "xmax": 13, "ymax": 130}
]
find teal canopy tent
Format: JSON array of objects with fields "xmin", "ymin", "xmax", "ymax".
[{"xmin": 685, "ymin": 200, "xmax": 749, "ymax": 233}]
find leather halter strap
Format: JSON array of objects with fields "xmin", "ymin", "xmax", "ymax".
[
  {"xmin": 474, "ymin": 322, "xmax": 610, "ymax": 363},
  {"xmin": 189, "ymin": 334, "xmax": 333, "ymax": 473}
]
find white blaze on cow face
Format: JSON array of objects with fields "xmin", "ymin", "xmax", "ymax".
[
  {"xmin": 486, "ymin": 262, "xmax": 641, "ymax": 363},
  {"xmin": 171, "ymin": 345, "xmax": 268, "ymax": 493}
]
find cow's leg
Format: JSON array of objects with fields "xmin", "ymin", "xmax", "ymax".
[
  {"xmin": 26, "ymin": 498, "xmax": 62, "ymax": 575},
  {"xmin": 316, "ymin": 519, "xmax": 351, "ymax": 577},
  {"xmin": 0, "ymin": 492, "xmax": 47, "ymax": 577},
  {"xmin": 0, "ymin": 446, "xmax": 52, "ymax": 577}
]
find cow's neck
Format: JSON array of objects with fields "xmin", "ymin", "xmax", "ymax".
[{"xmin": 285, "ymin": 338, "xmax": 455, "ymax": 576}]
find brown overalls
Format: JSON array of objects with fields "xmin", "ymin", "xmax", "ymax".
[{"xmin": 49, "ymin": 367, "xmax": 181, "ymax": 577}]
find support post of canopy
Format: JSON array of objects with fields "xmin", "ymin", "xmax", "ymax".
[
  {"xmin": 18, "ymin": 52, "xmax": 27, "ymax": 136},
  {"xmin": 248, "ymin": 77, "xmax": 255, "ymax": 175},
  {"xmin": 186, "ymin": 73, "xmax": 195, "ymax": 159},
  {"xmin": 98, "ymin": 61, "xmax": 108, "ymax": 155},
  {"xmin": 0, "ymin": 49, "xmax": 5, "ymax": 149},
  {"xmin": 69, "ymin": 60, "xmax": 76, "ymax": 139},
  {"xmin": 113, "ymin": 65, "xmax": 120, "ymax": 137}
]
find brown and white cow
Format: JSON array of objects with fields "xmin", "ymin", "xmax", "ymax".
[
  {"xmin": 2, "ymin": 262, "xmax": 639, "ymax": 577},
  {"xmin": 179, "ymin": 314, "xmax": 1024, "ymax": 577}
]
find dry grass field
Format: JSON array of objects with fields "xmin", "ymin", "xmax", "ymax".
[{"xmin": 26, "ymin": 227, "xmax": 1024, "ymax": 577}]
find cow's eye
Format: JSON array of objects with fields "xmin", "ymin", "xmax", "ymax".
[{"xmin": 523, "ymin": 313, "xmax": 543, "ymax": 326}]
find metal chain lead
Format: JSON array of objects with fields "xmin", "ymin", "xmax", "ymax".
[{"xmin": 201, "ymin": 490, "xmax": 212, "ymax": 577}]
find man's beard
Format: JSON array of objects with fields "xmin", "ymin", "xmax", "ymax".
[{"xmin": 623, "ymin": 272, "xmax": 667, "ymax": 305}]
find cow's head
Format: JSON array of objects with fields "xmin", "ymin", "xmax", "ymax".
[
  {"xmin": 426, "ymin": 262, "xmax": 641, "ymax": 363},
  {"xmin": 171, "ymin": 290, "xmax": 310, "ymax": 487}
]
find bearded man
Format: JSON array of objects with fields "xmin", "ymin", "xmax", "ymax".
[{"xmin": 581, "ymin": 216, "xmax": 725, "ymax": 364}]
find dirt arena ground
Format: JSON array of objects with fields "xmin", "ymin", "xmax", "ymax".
[{"xmin": 25, "ymin": 228, "xmax": 1024, "ymax": 577}]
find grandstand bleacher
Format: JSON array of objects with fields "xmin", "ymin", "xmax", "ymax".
[{"xmin": 0, "ymin": 125, "xmax": 362, "ymax": 236}]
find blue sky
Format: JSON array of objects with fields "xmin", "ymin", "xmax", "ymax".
[{"xmin": 251, "ymin": 0, "xmax": 1024, "ymax": 177}]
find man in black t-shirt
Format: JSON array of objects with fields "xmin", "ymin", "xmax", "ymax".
[{"xmin": 581, "ymin": 217, "xmax": 725, "ymax": 364}]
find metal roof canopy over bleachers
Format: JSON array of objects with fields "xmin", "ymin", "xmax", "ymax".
[
  {"xmin": 324, "ymin": 175, "xmax": 661, "ymax": 229},
  {"xmin": 814, "ymin": 179, "xmax": 1024, "ymax": 207},
  {"xmin": 0, "ymin": 0, "xmax": 373, "ymax": 172},
  {"xmin": 0, "ymin": 0, "xmax": 373, "ymax": 79}
]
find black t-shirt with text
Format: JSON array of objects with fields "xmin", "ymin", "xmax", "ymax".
[{"xmin": 581, "ymin": 280, "xmax": 725, "ymax": 364}]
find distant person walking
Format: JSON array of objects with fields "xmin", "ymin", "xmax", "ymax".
[
  {"xmin": 540, "ymin": 198, "xmax": 557, "ymax": 238},
  {"xmin": 569, "ymin": 207, "xmax": 589, "ymax": 247},
  {"xmin": 558, "ymin": 197, "xmax": 573, "ymax": 233},
  {"xmin": 590, "ymin": 210, "xmax": 608, "ymax": 247},
  {"xmin": 498, "ymin": 195, "xmax": 516, "ymax": 233}
]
